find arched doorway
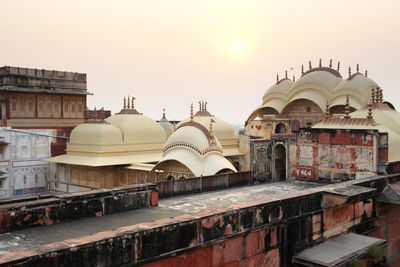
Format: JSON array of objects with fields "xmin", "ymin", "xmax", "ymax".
[
  {"xmin": 274, "ymin": 144, "xmax": 286, "ymax": 181},
  {"xmin": 275, "ymin": 123, "xmax": 286, "ymax": 134}
]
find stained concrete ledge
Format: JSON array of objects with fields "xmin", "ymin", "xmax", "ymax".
[{"xmin": 0, "ymin": 175, "xmax": 391, "ymax": 266}]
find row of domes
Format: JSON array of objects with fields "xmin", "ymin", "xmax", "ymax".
[
  {"xmin": 252, "ymin": 63, "xmax": 382, "ymax": 121},
  {"xmin": 68, "ymin": 102, "xmax": 236, "ymax": 157}
]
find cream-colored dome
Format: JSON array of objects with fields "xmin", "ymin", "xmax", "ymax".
[
  {"xmin": 262, "ymin": 78, "xmax": 293, "ymax": 104},
  {"xmin": 105, "ymin": 114, "xmax": 166, "ymax": 145},
  {"xmin": 153, "ymin": 121, "xmax": 236, "ymax": 177},
  {"xmin": 164, "ymin": 121, "xmax": 223, "ymax": 155},
  {"xmin": 333, "ymin": 73, "xmax": 378, "ymax": 103},
  {"xmin": 70, "ymin": 123, "xmax": 123, "ymax": 146},
  {"xmin": 247, "ymin": 64, "xmax": 382, "ymax": 122},
  {"xmin": 289, "ymin": 68, "xmax": 342, "ymax": 99}
]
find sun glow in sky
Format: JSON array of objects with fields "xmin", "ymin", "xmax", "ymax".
[
  {"xmin": 1, "ymin": 0, "xmax": 400, "ymax": 127},
  {"xmin": 231, "ymin": 43, "xmax": 244, "ymax": 54}
]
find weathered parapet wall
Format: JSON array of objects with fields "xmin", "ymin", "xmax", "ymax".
[
  {"xmin": 0, "ymin": 176, "xmax": 388, "ymax": 267},
  {"xmin": 0, "ymin": 184, "xmax": 158, "ymax": 234},
  {"xmin": 157, "ymin": 171, "xmax": 251, "ymax": 199}
]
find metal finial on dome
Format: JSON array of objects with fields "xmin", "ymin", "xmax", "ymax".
[
  {"xmin": 293, "ymin": 75, "xmax": 295, "ymax": 82},
  {"xmin": 205, "ymin": 101, "xmax": 208, "ymax": 111},
  {"xmin": 371, "ymin": 87, "xmax": 376, "ymax": 103},
  {"xmin": 190, "ymin": 103, "xmax": 194, "ymax": 121},
  {"xmin": 319, "ymin": 58, "xmax": 322, "ymax": 67},
  {"xmin": 276, "ymin": 73, "xmax": 279, "ymax": 83},
  {"xmin": 285, "ymin": 70, "xmax": 288, "ymax": 79},
  {"xmin": 356, "ymin": 63, "xmax": 359, "ymax": 73},
  {"xmin": 173, "ymin": 120, "xmax": 176, "ymax": 131},
  {"xmin": 337, "ymin": 61, "xmax": 340, "ymax": 72},
  {"xmin": 344, "ymin": 94, "xmax": 351, "ymax": 119},
  {"xmin": 325, "ymin": 101, "xmax": 330, "ymax": 119},
  {"xmin": 198, "ymin": 101, "xmax": 202, "ymax": 111},
  {"xmin": 329, "ymin": 59, "xmax": 332, "ymax": 68},
  {"xmin": 101, "ymin": 107, "xmax": 105, "ymax": 120},
  {"xmin": 127, "ymin": 95, "xmax": 130, "ymax": 109},
  {"xmin": 131, "ymin": 96, "xmax": 135, "ymax": 109},
  {"xmin": 348, "ymin": 67, "xmax": 351, "ymax": 78},
  {"xmin": 123, "ymin": 97, "xmax": 126, "ymax": 109},
  {"xmin": 309, "ymin": 61, "xmax": 312, "ymax": 70},
  {"xmin": 365, "ymin": 70, "xmax": 368, "ymax": 77},
  {"xmin": 162, "ymin": 108, "xmax": 166, "ymax": 118},
  {"xmin": 367, "ymin": 102, "xmax": 373, "ymax": 119},
  {"xmin": 209, "ymin": 118, "xmax": 215, "ymax": 134},
  {"xmin": 377, "ymin": 87, "xmax": 383, "ymax": 103},
  {"xmin": 301, "ymin": 65, "xmax": 304, "ymax": 75}
]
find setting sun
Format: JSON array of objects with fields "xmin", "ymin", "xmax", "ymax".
[{"xmin": 231, "ymin": 43, "xmax": 244, "ymax": 54}]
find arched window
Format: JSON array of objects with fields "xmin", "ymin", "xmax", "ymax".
[
  {"xmin": 167, "ymin": 175, "xmax": 175, "ymax": 180},
  {"xmin": 275, "ymin": 123, "xmax": 286, "ymax": 134}
]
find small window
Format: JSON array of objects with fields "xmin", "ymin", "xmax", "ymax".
[
  {"xmin": 306, "ymin": 122, "xmax": 313, "ymax": 128},
  {"xmin": 306, "ymin": 106, "xmax": 311, "ymax": 112}
]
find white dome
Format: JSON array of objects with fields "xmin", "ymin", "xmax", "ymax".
[
  {"xmin": 105, "ymin": 114, "xmax": 166, "ymax": 145},
  {"xmin": 70, "ymin": 123, "xmax": 123, "ymax": 146},
  {"xmin": 262, "ymin": 78, "xmax": 293, "ymax": 104}
]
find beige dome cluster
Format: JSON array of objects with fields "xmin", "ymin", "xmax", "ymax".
[
  {"xmin": 48, "ymin": 100, "xmax": 166, "ymax": 166},
  {"xmin": 248, "ymin": 61, "xmax": 383, "ymax": 122}
]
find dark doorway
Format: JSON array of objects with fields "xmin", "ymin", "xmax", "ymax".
[
  {"xmin": 274, "ymin": 144, "xmax": 286, "ymax": 181},
  {"xmin": 275, "ymin": 123, "xmax": 286, "ymax": 134}
]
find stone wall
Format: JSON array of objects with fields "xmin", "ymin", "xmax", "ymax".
[{"xmin": 0, "ymin": 184, "xmax": 157, "ymax": 234}]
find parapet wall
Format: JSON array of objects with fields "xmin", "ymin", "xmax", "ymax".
[
  {"xmin": 157, "ymin": 171, "xmax": 251, "ymax": 198},
  {"xmin": 0, "ymin": 184, "xmax": 158, "ymax": 234}
]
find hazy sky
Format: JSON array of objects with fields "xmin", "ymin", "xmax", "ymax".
[{"xmin": 1, "ymin": 0, "xmax": 400, "ymax": 126}]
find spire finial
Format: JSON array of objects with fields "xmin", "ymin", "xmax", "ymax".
[
  {"xmin": 329, "ymin": 59, "xmax": 332, "ymax": 68},
  {"xmin": 378, "ymin": 87, "xmax": 383, "ymax": 103},
  {"xmin": 319, "ymin": 58, "xmax": 322, "ymax": 67},
  {"xmin": 344, "ymin": 94, "xmax": 351, "ymax": 119},
  {"xmin": 325, "ymin": 101, "xmax": 330, "ymax": 119},
  {"xmin": 293, "ymin": 75, "xmax": 295, "ymax": 82},
  {"xmin": 301, "ymin": 65, "xmax": 304, "ymax": 75},
  {"xmin": 371, "ymin": 87, "xmax": 376, "ymax": 103},
  {"xmin": 198, "ymin": 101, "xmax": 202, "ymax": 111},
  {"xmin": 356, "ymin": 63, "xmax": 359, "ymax": 73},
  {"xmin": 337, "ymin": 61, "xmax": 340, "ymax": 72},
  {"xmin": 276, "ymin": 73, "xmax": 279, "ymax": 83},
  {"xmin": 367, "ymin": 101, "xmax": 373, "ymax": 119},
  {"xmin": 205, "ymin": 101, "xmax": 208, "ymax": 111},
  {"xmin": 127, "ymin": 95, "xmax": 130, "ymax": 109},
  {"xmin": 209, "ymin": 118, "xmax": 215, "ymax": 134},
  {"xmin": 123, "ymin": 97, "xmax": 126, "ymax": 109},
  {"xmin": 365, "ymin": 70, "xmax": 368, "ymax": 77},
  {"xmin": 348, "ymin": 67, "xmax": 351, "ymax": 78},
  {"xmin": 285, "ymin": 70, "xmax": 288, "ymax": 79},
  {"xmin": 190, "ymin": 103, "xmax": 194, "ymax": 121},
  {"xmin": 173, "ymin": 120, "xmax": 176, "ymax": 131},
  {"xmin": 101, "ymin": 107, "xmax": 105, "ymax": 120},
  {"xmin": 309, "ymin": 61, "xmax": 312, "ymax": 70},
  {"xmin": 162, "ymin": 108, "xmax": 166, "ymax": 118},
  {"xmin": 131, "ymin": 96, "xmax": 135, "ymax": 109}
]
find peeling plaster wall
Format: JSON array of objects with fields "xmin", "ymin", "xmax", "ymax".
[{"xmin": 292, "ymin": 129, "xmax": 380, "ymax": 181}]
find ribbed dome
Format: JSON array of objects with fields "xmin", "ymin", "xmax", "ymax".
[
  {"xmin": 105, "ymin": 114, "xmax": 166, "ymax": 145},
  {"xmin": 333, "ymin": 73, "xmax": 378, "ymax": 102},
  {"xmin": 152, "ymin": 121, "xmax": 236, "ymax": 177},
  {"xmin": 178, "ymin": 115, "xmax": 235, "ymax": 144},
  {"xmin": 70, "ymin": 123, "xmax": 123, "ymax": 146},
  {"xmin": 289, "ymin": 68, "xmax": 342, "ymax": 98},
  {"xmin": 164, "ymin": 121, "xmax": 223, "ymax": 155},
  {"xmin": 262, "ymin": 79, "xmax": 293, "ymax": 104}
]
